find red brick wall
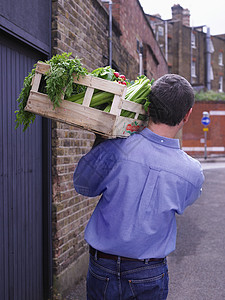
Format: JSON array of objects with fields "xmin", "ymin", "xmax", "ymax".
[
  {"xmin": 182, "ymin": 101, "xmax": 225, "ymax": 157},
  {"xmin": 111, "ymin": 0, "xmax": 168, "ymax": 79},
  {"xmin": 51, "ymin": 0, "xmax": 168, "ymax": 297}
]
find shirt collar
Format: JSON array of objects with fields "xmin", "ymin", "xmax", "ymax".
[{"xmin": 140, "ymin": 128, "xmax": 180, "ymax": 149}]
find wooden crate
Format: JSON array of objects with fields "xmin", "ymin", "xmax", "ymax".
[{"xmin": 25, "ymin": 62, "xmax": 147, "ymax": 137}]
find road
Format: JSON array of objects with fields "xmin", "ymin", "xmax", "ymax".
[{"xmin": 167, "ymin": 159, "xmax": 225, "ymax": 300}]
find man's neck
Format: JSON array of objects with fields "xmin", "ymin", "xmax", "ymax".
[{"xmin": 147, "ymin": 121, "xmax": 182, "ymax": 139}]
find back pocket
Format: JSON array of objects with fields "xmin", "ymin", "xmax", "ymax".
[{"xmin": 87, "ymin": 268, "xmax": 109, "ymax": 300}]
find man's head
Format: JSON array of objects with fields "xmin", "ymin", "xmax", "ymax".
[{"xmin": 148, "ymin": 74, "xmax": 194, "ymax": 126}]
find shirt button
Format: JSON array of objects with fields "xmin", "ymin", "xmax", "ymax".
[{"xmin": 161, "ymin": 139, "xmax": 164, "ymax": 143}]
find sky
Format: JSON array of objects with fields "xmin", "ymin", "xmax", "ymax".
[{"xmin": 139, "ymin": 0, "xmax": 225, "ymax": 36}]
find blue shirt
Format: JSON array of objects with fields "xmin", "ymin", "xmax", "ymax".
[{"xmin": 73, "ymin": 128, "xmax": 204, "ymax": 259}]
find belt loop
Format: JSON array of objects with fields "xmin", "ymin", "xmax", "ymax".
[
  {"xmin": 144, "ymin": 259, "xmax": 149, "ymax": 264},
  {"xmin": 94, "ymin": 249, "xmax": 98, "ymax": 261}
]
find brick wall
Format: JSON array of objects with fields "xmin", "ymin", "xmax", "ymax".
[
  {"xmin": 51, "ymin": 1, "xmax": 110, "ymax": 297},
  {"xmin": 111, "ymin": 0, "xmax": 167, "ymax": 79},
  {"xmin": 211, "ymin": 36, "xmax": 225, "ymax": 91},
  {"xmin": 50, "ymin": 0, "xmax": 168, "ymax": 297},
  {"xmin": 182, "ymin": 101, "xmax": 225, "ymax": 157}
]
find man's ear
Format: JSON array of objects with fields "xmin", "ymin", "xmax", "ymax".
[{"xmin": 183, "ymin": 108, "xmax": 193, "ymax": 124}]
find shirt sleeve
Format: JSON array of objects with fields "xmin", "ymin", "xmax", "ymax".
[
  {"xmin": 183, "ymin": 165, "xmax": 205, "ymax": 211},
  {"xmin": 73, "ymin": 141, "xmax": 117, "ymax": 197}
]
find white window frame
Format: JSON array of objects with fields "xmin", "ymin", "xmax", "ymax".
[
  {"xmin": 191, "ymin": 61, "xmax": 196, "ymax": 77},
  {"xmin": 158, "ymin": 26, "xmax": 164, "ymax": 36},
  {"xmin": 191, "ymin": 32, "xmax": 196, "ymax": 48},
  {"xmin": 218, "ymin": 52, "xmax": 223, "ymax": 66},
  {"xmin": 219, "ymin": 76, "xmax": 223, "ymax": 92},
  {"xmin": 210, "ymin": 65, "xmax": 214, "ymax": 81}
]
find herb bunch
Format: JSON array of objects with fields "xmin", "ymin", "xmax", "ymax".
[
  {"xmin": 45, "ymin": 52, "xmax": 87, "ymax": 108},
  {"xmin": 15, "ymin": 52, "xmax": 87, "ymax": 131},
  {"xmin": 15, "ymin": 67, "xmax": 36, "ymax": 131}
]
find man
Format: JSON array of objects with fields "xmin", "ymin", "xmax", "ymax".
[{"xmin": 73, "ymin": 74, "xmax": 204, "ymax": 300}]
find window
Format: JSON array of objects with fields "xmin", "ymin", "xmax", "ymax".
[
  {"xmin": 158, "ymin": 26, "xmax": 164, "ymax": 36},
  {"xmin": 219, "ymin": 76, "xmax": 223, "ymax": 92},
  {"xmin": 137, "ymin": 39, "xmax": 140, "ymax": 53},
  {"xmin": 210, "ymin": 65, "xmax": 214, "ymax": 80},
  {"xmin": 219, "ymin": 52, "xmax": 223, "ymax": 66},
  {"xmin": 168, "ymin": 37, "xmax": 172, "ymax": 52},
  {"xmin": 191, "ymin": 32, "xmax": 196, "ymax": 48},
  {"xmin": 191, "ymin": 61, "xmax": 196, "ymax": 77}
]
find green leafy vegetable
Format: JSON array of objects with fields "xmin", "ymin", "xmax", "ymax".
[
  {"xmin": 45, "ymin": 52, "xmax": 87, "ymax": 108},
  {"xmin": 15, "ymin": 67, "xmax": 36, "ymax": 131},
  {"xmin": 91, "ymin": 66, "xmax": 116, "ymax": 81},
  {"xmin": 15, "ymin": 52, "xmax": 87, "ymax": 131}
]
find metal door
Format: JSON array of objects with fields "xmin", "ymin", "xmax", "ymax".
[{"xmin": 0, "ymin": 31, "xmax": 46, "ymax": 300}]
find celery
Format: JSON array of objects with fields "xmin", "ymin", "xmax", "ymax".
[
  {"xmin": 67, "ymin": 75, "xmax": 152, "ymax": 119},
  {"xmin": 67, "ymin": 90, "xmax": 114, "ymax": 107}
]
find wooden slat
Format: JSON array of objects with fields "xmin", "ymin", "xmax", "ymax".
[
  {"xmin": 73, "ymin": 74, "xmax": 126, "ymax": 96},
  {"xmin": 82, "ymin": 87, "xmax": 94, "ymax": 107},
  {"xmin": 25, "ymin": 92, "xmax": 116, "ymax": 135},
  {"xmin": 121, "ymin": 99, "xmax": 146, "ymax": 115},
  {"xmin": 31, "ymin": 73, "xmax": 42, "ymax": 92},
  {"xmin": 36, "ymin": 62, "xmax": 126, "ymax": 96},
  {"xmin": 36, "ymin": 62, "xmax": 50, "ymax": 74},
  {"xmin": 110, "ymin": 95, "xmax": 122, "ymax": 116}
]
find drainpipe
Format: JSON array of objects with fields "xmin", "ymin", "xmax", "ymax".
[
  {"xmin": 109, "ymin": 1, "xmax": 112, "ymax": 67},
  {"xmin": 206, "ymin": 27, "xmax": 211, "ymax": 90},
  {"xmin": 190, "ymin": 27, "xmax": 193, "ymax": 84},
  {"xmin": 139, "ymin": 43, "xmax": 143, "ymax": 76},
  {"xmin": 165, "ymin": 20, "xmax": 168, "ymax": 62},
  {"xmin": 102, "ymin": 0, "xmax": 113, "ymax": 67}
]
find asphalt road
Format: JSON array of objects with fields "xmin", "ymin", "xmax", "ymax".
[{"xmin": 167, "ymin": 160, "xmax": 225, "ymax": 300}]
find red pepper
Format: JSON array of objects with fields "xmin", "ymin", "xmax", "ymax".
[{"xmin": 114, "ymin": 72, "xmax": 120, "ymax": 78}]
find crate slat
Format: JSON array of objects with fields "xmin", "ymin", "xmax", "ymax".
[
  {"xmin": 73, "ymin": 75, "xmax": 126, "ymax": 96},
  {"xmin": 121, "ymin": 99, "xmax": 146, "ymax": 115},
  {"xmin": 26, "ymin": 91, "xmax": 116, "ymax": 135},
  {"xmin": 110, "ymin": 95, "xmax": 123, "ymax": 116},
  {"xmin": 36, "ymin": 62, "xmax": 50, "ymax": 74},
  {"xmin": 82, "ymin": 87, "xmax": 94, "ymax": 107},
  {"xmin": 31, "ymin": 73, "xmax": 42, "ymax": 92}
]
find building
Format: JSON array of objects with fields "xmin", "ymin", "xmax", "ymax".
[
  {"xmin": 147, "ymin": 4, "xmax": 225, "ymax": 93},
  {"xmin": 182, "ymin": 101, "xmax": 225, "ymax": 157}
]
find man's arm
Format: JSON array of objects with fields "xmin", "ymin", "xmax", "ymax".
[
  {"xmin": 183, "ymin": 165, "xmax": 205, "ymax": 211},
  {"xmin": 73, "ymin": 135, "xmax": 113, "ymax": 197}
]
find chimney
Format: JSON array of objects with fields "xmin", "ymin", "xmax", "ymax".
[
  {"xmin": 172, "ymin": 4, "xmax": 190, "ymax": 26},
  {"xmin": 183, "ymin": 8, "xmax": 190, "ymax": 26}
]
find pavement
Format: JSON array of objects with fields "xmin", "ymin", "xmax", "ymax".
[
  {"xmin": 65, "ymin": 156, "xmax": 225, "ymax": 300},
  {"xmin": 167, "ymin": 156, "xmax": 225, "ymax": 300}
]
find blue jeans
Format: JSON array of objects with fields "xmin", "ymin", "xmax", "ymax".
[{"xmin": 87, "ymin": 253, "xmax": 169, "ymax": 300}]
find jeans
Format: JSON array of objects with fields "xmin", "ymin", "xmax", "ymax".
[{"xmin": 87, "ymin": 253, "xmax": 169, "ymax": 300}]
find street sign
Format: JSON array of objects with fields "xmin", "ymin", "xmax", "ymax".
[
  {"xmin": 203, "ymin": 127, "xmax": 209, "ymax": 131},
  {"xmin": 201, "ymin": 116, "xmax": 210, "ymax": 126}
]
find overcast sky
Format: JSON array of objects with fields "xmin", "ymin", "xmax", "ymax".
[{"xmin": 139, "ymin": 0, "xmax": 225, "ymax": 35}]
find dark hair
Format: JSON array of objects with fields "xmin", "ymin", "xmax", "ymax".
[{"xmin": 148, "ymin": 74, "xmax": 194, "ymax": 126}]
